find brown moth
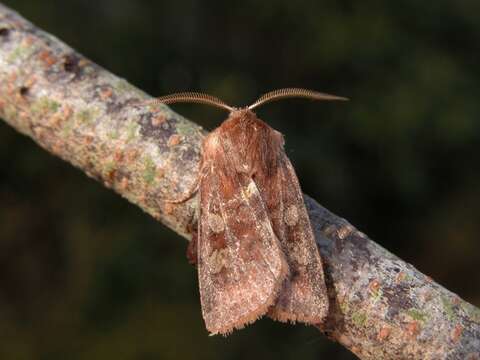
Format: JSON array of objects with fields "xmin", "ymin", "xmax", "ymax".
[{"xmin": 151, "ymin": 88, "xmax": 347, "ymax": 335}]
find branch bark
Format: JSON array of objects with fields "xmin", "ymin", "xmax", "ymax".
[{"xmin": 0, "ymin": 4, "xmax": 478, "ymax": 359}]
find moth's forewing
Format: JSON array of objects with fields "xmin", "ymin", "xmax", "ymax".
[
  {"xmin": 198, "ymin": 130, "xmax": 289, "ymax": 335},
  {"xmin": 241, "ymin": 119, "xmax": 328, "ymax": 325},
  {"xmin": 266, "ymin": 155, "xmax": 329, "ymax": 323}
]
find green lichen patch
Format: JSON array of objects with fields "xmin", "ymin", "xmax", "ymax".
[
  {"xmin": 461, "ymin": 302, "xmax": 480, "ymax": 323},
  {"xmin": 406, "ymin": 309, "xmax": 428, "ymax": 323},
  {"xmin": 3, "ymin": 103, "xmax": 18, "ymax": 120},
  {"xmin": 441, "ymin": 297, "xmax": 456, "ymax": 321},
  {"xmin": 7, "ymin": 44, "xmax": 34, "ymax": 63},
  {"xmin": 176, "ymin": 118, "xmax": 203, "ymax": 139},
  {"xmin": 115, "ymin": 79, "xmax": 134, "ymax": 93},
  {"xmin": 143, "ymin": 100, "xmax": 170, "ymax": 114},
  {"xmin": 76, "ymin": 109, "xmax": 94, "ymax": 126},
  {"xmin": 339, "ymin": 301, "xmax": 350, "ymax": 315},
  {"xmin": 32, "ymin": 97, "xmax": 60, "ymax": 115},
  {"xmin": 83, "ymin": 65, "xmax": 95, "ymax": 76},
  {"xmin": 352, "ymin": 311, "xmax": 367, "ymax": 327},
  {"xmin": 103, "ymin": 160, "xmax": 116, "ymax": 175},
  {"xmin": 107, "ymin": 127, "xmax": 120, "ymax": 140},
  {"xmin": 369, "ymin": 284, "xmax": 383, "ymax": 304},
  {"xmin": 371, "ymin": 289, "xmax": 383, "ymax": 304},
  {"xmin": 115, "ymin": 79, "xmax": 146, "ymax": 98},
  {"xmin": 142, "ymin": 156, "xmax": 156, "ymax": 184},
  {"xmin": 60, "ymin": 116, "xmax": 75, "ymax": 137},
  {"xmin": 125, "ymin": 121, "xmax": 140, "ymax": 142}
]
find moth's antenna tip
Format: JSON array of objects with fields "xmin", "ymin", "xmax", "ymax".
[
  {"xmin": 312, "ymin": 93, "xmax": 349, "ymax": 102},
  {"xmin": 248, "ymin": 88, "xmax": 349, "ymax": 110}
]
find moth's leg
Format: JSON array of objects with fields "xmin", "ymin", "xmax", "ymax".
[{"xmin": 186, "ymin": 226, "xmax": 198, "ymax": 266}]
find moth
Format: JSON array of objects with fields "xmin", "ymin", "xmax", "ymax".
[{"xmin": 151, "ymin": 88, "xmax": 347, "ymax": 335}]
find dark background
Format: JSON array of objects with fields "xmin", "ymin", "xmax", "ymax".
[{"xmin": 1, "ymin": 1, "xmax": 479, "ymax": 359}]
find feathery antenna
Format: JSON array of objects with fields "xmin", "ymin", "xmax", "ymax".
[
  {"xmin": 248, "ymin": 88, "xmax": 348, "ymax": 110},
  {"xmin": 147, "ymin": 92, "xmax": 234, "ymax": 112},
  {"xmin": 145, "ymin": 88, "xmax": 347, "ymax": 112}
]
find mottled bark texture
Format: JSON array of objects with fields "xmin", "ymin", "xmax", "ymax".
[{"xmin": 0, "ymin": 3, "xmax": 478, "ymax": 359}]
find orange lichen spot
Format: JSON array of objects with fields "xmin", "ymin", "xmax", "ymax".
[
  {"xmin": 168, "ymin": 134, "xmax": 182, "ymax": 147},
  {"xmin": 100, "ymin": 87, "xmax": 113, "ymax": 100},
  {"xmin": 337, "ymin": 224, "xmax": 354, "ymax": 239},
  {"xmin": 25, "ymin": 76, "xmax": 37, "ymax": 88},
  {"xmin": 377, "ymin": 326, "xmax": 391, "ymax": 341},
  {"xmin": 351, "ymin": 346, "xmax": 362, "ymax": 355},
  {"xmin": 405, "ymin": 321, "xmax": 420, "ymax": 338},
  {"xmin": 78, "ymin": 59, "xmax": 90, "ymax": 67},
  {"xmin": 164, "ymin": 202, "xmax": 175, "ymax": 215},
  {"xmin": 84, "ymin": 135, "xmax": 94, "ymax": 145},
  {"xmin": 396, "ymin": 271, "xmax": 407, "ymax": 283},
  {"xmin": 113, "ymin": 149, "xmax": 124, "ymax": 162},
  {"xmin": 451, "ymin": 324, "xmax": 463, "ymax": 342},
  {"xmin": 126, "ymin": 148, "xmax": 139, "ymax": 162},
  {"xmin": 119, "ymin": 177, "xmax": 129, "ymax": 191},
  {"xmin": 157, "ymin": 167, "xmax": 165, "ymax": 179},
  {"xmin": 369, "ymin": 279, "xmax": 381, "ymax": 293},
  {"xmin": 48, "ymin": 113, "xmax": 63, "ymax": 127},
  {"xmin": 33, "ymin": 126, "xmax": 46, "ymax": 138},
  {"xmin": 52, "ymin": 139, "xmax": 64, "ymax": 154},
  {"xmin": 25, "ymin": 35, "xmax": 35, "ymax": 46},
  {"xmin": 62, "ymin": 105, "xmax": 73, "ymax": 119},
  {"xmin": 151, "ymin": 113, "xmax": 167, "ymax": 126},
  {"xmin": 39, "ymin": 50, "xmax": 58, "ymax": 67},
  {"xmin": 105, "ymin": 168, "xmax": 116, "ymax": 183}
]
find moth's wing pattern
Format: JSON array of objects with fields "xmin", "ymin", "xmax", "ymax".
[
  {"xmin": 198, "ymin": 132, "xmax": 289, "ymax": 335},
  {"xmin": 266, "ymin": 154, "xmax": 329, "ymax": 324}
]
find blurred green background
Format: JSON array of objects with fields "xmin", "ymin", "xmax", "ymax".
[{"xmin": 1, "ymin": 1, "xmax": 479, "ymax": 359}]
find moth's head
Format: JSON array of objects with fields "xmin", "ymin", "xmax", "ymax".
[
  {"xmin": 144, "ymin": 88, "xmax": 348, "ymax": 125},
  {"xmin": 227, "ymin": 107, "xmax": 257, "ymax": 121}
]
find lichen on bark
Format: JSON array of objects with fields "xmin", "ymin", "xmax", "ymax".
[{"xmin": 0, "ymin": 3, "xmax": 478, "ymax": 359}]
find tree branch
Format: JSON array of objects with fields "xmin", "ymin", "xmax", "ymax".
[{"xmin": 0, "ymin": 4, "xmax": 478, "ymax": 359}]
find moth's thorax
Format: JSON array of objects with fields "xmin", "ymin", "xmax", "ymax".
[
  {"xmin": 201, "ymin": 107, "xmax": 285, "ymax": 179},
  {"xmin": 204, "ymin": 109, "xmax": 259, "ymax": 150}
]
